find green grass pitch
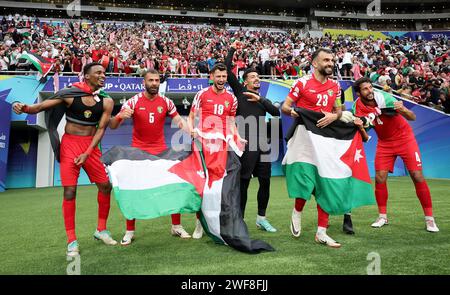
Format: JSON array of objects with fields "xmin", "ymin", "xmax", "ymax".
[{"xmin": 0, "ymin": 176, "xmax": 449, "ymax": 274}]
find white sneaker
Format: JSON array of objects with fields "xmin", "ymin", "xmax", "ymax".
[
  {"xmin": 171, "ymin": 225, "xmax": 191, "ymax": 239},
  {"xmin": 67, "ymin": 240, "xmax": 80, "ymax": 257},
  {"xmin": 192, "ymin": 219, "xmax": 204, "ymax": 239},
  {"xmin": 315, "ymin": 232, "xmax": 341, "ymax": 248},
  {"xmin": 120, "ymin": 230, "xmax": 135, "ymax": 246},
  {"xmin": 93, "ymin": 229, "xmax": 118, "ymax": 245},
  {"xmin": 371, "ymin": 217, "xmax": 389, "ymax": 228},
  {"xmin": 425, "ymin": 217, "xmax": 439, "ymax": 233},
  {"xmin": 290, "ymin": 209, "xmax": 301, "ymax": 237}
]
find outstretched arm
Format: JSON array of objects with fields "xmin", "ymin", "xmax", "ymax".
[
  {"xmin": 12, "ymin": 98, "xmax": 65, "ymax": 114},
  {"xmin": 224, "ymin": 42, "xmax": 244, "ymax": 94}
]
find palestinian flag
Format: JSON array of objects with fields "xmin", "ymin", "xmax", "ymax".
[
  {"xmin": 195, "ymin": 130, "xmax": 274, "ymax": 254},
  {"xmin": 101, "ymin": 146, "xmax": 205, "ymax": 220},
  {"xmin": 352, "ymin": 89, "xmax": 397, "ymax": 118},
  {"xmin": 282, "ymin": 108, "xmax": 375, "ymax": 215},
  {"xmin": 45, "ymin": 82, "xmax": 111, "ymax": 162},
  {"xmin": 17, "ymin": 28, "xmax": 31, "ymax": 37},
  {"xmin": 18, "ymin": 52, "xmax": 54, "ymax": 78}
]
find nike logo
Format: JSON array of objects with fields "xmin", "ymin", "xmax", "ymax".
[
  {"xmin": 291, "ymin": 222, "xmax": 300, "ymax": 236},
  {"xmin": 139, "ymin": 107, "xmax": 146, "ymax": 110}
]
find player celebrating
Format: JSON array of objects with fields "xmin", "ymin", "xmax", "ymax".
[
  {"xmin": 188, "ymin": 63, "xmax": 247, "ymax": 239},
  {"xmin": 281, "ymin": 48, "xmax": 344, "ymax": 248},
  {"xmin": 225, "ymin": 41, "xmax": 280, "ymax": 232},
  {"xmin": 12, "ymin": 62, "xmax": 117, "ymax": 257},
  {"xmin": 109, "ymin": 69, "xmax": 193, "ymax": 245},
  {"xmin": 352, "ymin": 77, "xmax": 439, "ymax": 233}
]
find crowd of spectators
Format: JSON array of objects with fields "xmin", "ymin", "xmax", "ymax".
[{"xmin": 0, "ymin": 13, "xmax": 449, "ymax": 113}]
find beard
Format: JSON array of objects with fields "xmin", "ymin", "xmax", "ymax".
[
  {"xmin": 318, "ymin": 66, "xmax": 333, "ymax": 76},
  {"xmin": 145, "ymin": 85, "xmax": 159, "ymax": 94},
  {"xmin": 361, "ymin": 91, "xmax": 375, "ymax": 103}
]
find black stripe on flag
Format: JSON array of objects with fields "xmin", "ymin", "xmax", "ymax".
[{"xmin": 285, "ymin": 107, "xmax": 357, "ymax": 142}]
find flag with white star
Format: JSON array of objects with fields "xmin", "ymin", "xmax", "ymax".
[{"xmin": 282, "ymin": 108, "xmax": 375, "ymax": 215}]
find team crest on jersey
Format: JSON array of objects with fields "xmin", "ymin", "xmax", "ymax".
[
  {"xmin": 157, "ymin": 106, "xmax": 164, "ymax": 114},
  {"xmin": 328, "ymin": 90, "xmax": 334, "ymax": 96},
  {"xmin": 224, "ymin": 101, "xmax": 230, "ymax": 108},
  {"xmin": 84, "ymin": 110, "xmax": 92, "ymax": 119}
]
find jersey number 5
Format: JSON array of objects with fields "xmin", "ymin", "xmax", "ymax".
[{"xmin": 316, "ymin": 94, "xmax": 328, "ymax": 107}]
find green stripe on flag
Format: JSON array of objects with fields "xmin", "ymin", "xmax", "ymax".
[
  {"xmin": 113, "ymin": 183, "xmax": 202, "ymax": 220},
  {"xmin": 283, "ymin": 162, "xmax": 375, "ymax": 215}
]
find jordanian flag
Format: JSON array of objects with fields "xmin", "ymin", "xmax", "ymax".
[
  {"xmin": 101, "ymin": 146, "xmax": 205, "ymax": 220},
  {"xmin": 18, "ymin": 52, "xmax": 54, "ymax": 78},
  {"xmin": 282, "ymin": 108, "xmax": 375, "ymax": 215}
]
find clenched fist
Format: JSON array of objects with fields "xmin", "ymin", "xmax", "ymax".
[{"xmin": 12, "ymin": 102, "xmax": 27, "ymax": 114}]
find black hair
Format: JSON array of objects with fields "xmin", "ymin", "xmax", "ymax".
[
  {"xmin": 83, "ymin": 62, "xmax": 103, "ymax": 76},
  {"xmin": 353, "ymin": 77, "xmax": 372, "ymax": 93},
  {"xmin": 209, "ymin": 63, "xmax": 227, "ymax": 74},
  {"xmin": 242, "ymin": 67, "xmax": 258, "ymax": 81},
  {"xmin": 311, "ymin": 47, "xmax": 333, "ymax": 61}
]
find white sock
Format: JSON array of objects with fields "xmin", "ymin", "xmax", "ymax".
[
  {"xmin": 379, "ymin": 214, "xmax": 387, "ymax": 219},
  {"xmin": 125, "ymin": 230, "xmax": 134, "ymax": 235},
  {"xmin": 425, "ymin": 216, "xmax": 434, "ymax": 221},
  {"xmin": 293, "ymin": 208, "xmax": 301, "ymax": 215},
  {"xmin": 317, "ymin": 226, "xmax": 327, "ymax": 234},
  {"xmin": 257, "ymin": 215, "xmax": 266, "ymax": 222},
  {"xmin": 172, "ymin": 224, "xmax": 182, "ymax": 229}
]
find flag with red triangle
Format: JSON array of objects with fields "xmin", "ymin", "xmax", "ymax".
[{"xmin": 282, "ymin": 107, "xmax": 375, "ymax": 215}]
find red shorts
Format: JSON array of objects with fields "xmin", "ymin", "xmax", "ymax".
[
  {"xmin": 60, "ymin": 133, "xmax": 109, "ymax": 186},
  {"xmin": 375, "ymin": 137, "xmax": 423, "ymax": 173}
]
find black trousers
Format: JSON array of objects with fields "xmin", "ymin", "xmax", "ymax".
[{"xmin": 239, "ymin": 150, "xmax": 271, "ymax": 217}]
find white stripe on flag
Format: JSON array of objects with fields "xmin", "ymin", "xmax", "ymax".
[
  {"xmin": 202, "ymin": 176, "xmax": 225, "ymax": 244},
  {"xmin": 282, "ymin": 125, "xmax": 352, "ymax": 179},
  {"xmin": 374, "ymin": 91, "xmax": 386, "ymax": 108},
  {"xmin": 108, "ymin": 159, "xmax": 187, "ymax": 190}
]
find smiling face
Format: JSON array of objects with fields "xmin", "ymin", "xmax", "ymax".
[
  {"xmin": 210, "ymin": 69, "xmax": 227, "ymax": 92},
  {"xmin": 313, "ymin": 51, "xmax": 334, "ymax": 77},
  {"xmin": 85, "ymin": 65, "xmax": 106, "ymax": 89},
  {"xmin": 243, "ymin": 71, "xmax": 260, "ymax": 91},
  {"xmin": 358, "ymin": 82, "xmax": 375, "ymax": 103}
]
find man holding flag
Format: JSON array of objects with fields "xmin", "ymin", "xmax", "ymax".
[
  {"xmin": 12, "ymin": 62, "xmax": 117, "ymax": 257},
  {"xmin": 281, "ymin": 48, "xmax": 374, "ymax": 248},
  {"xmin": 109, "ymin": 69, "xmax": 193, "ymax": 244},
  {"xmin": 352, "ymin": 77, "xmax": 439, "ymax": 233},
  {"xmin": 187, "ymin": 63, "xmax": 274, "ymax": 253}
]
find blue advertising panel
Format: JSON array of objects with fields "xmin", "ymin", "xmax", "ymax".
[{"xmin": 0, "ymin": 100, "xmax": 11, "ymax": 192}]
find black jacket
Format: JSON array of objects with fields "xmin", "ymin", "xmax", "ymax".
[{"xmin": 225, "ymin": 47, "xmax": 280, "ymax": 150}]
